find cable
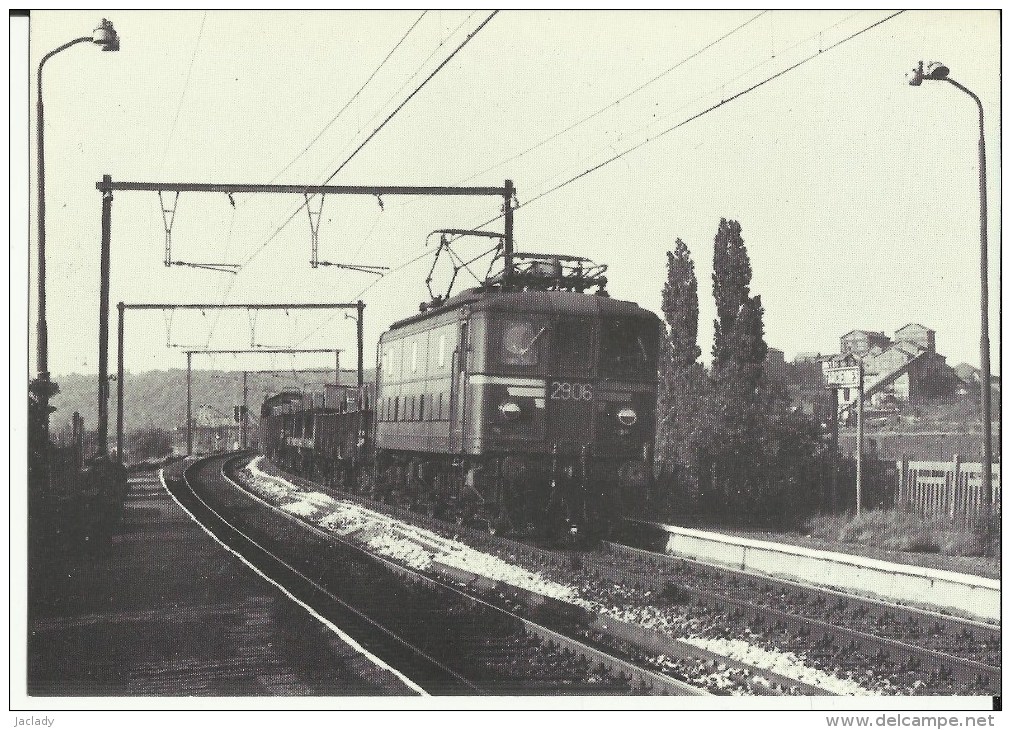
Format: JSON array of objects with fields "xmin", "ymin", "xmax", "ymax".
[
  {"xmin": 457, "ymin": 11, "xmax": 768, "ymax": 185},
  {"xmin": 507, "ymin": 10, "xmax": 862, "ymax": 207},
  {"xmin": 319, "ymin": 11, "xmax": 477, "ymax": 180},
  {"xmin": 237, "ymin": 10, "xmax": 498, "ymax": 271},
  {"xmin": 294, "ymin": 246, "xmax": 437, "ymax": 347},
  {"xmin": 158, "ymin": 12, "xmax": 208, "ymax": 175},
  {"xmin": 329, "ymin": 11, "xmax": 491, "ymax": 178},
  {"xmin": 456, "ymin": 10, "xmax": 905, "ymax": 237},
  {"xmin": 264, "ymin": 11, "xmax": 428, "ymax": 186},
  {"xmin": 204, "ymin": 14, "xmax": 428, "ymax": 347},
  {"xmin": 343, "ymin": 10, "xmax": 774, "ymax": 258}
]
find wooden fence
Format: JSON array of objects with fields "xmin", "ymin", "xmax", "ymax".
[{"xmin": 897, "ymin": 457, "xmax": 1001, "ymax": 519}]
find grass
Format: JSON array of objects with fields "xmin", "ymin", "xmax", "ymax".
[{"xmin": 804, "ymin": 509, "xmax": 999, "ymax": 558}]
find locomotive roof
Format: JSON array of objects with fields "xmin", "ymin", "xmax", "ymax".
[{"xmin": 387, "ymin": 287, "xmax": 658, "ymax": 332}]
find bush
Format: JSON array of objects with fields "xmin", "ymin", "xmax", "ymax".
[
  {"xmin": 805, "ymin": 508, "xmax": 993, "ymax": 557},
  {"xmin": 127, "ymin": 428, "xmax": 173, "ymax": 462}
]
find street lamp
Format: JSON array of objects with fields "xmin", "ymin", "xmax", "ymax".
[
  {"xmin": 35, "ymin": 19, "xmax": 120, "ymax": 447},
  {"xmin": 908, "ymin": 60, "xmax": 994, "ymax": 515}
]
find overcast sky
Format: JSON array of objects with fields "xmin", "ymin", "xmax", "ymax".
[{"xmin": 22, "ymin": 10, "xmax": 1000, "ymax": 385}]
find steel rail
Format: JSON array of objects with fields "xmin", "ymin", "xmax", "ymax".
[
  {"xmin": 597, "ymin": 543, "xmax": 999, "ymax": 694},
  {"xmin": 242, "ymin": 460, "xmax": 837, "ymax": 695},
  {"xmin": 173, "ymin": 455, "xmax": 479, "ymax": 695},
  {"xmin": 180, "ymin": 454, "xmax": 702, "ymax": 696},
  {"xmin": 255, "ymin": 459, "xmax": 998, "ymax": 695}
]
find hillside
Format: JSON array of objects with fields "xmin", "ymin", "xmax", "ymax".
[{"xmin": 48, "ymin": 368, "xmax": 370, "ymax": 440}]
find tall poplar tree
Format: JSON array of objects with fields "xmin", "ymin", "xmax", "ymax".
[
  {"xmin": 709, "ymin": 218, "xmax": 769, "ymax": 514},
  {"xmin": 656, "ymin": 239, "xmax": 710, "ymax": 510}
]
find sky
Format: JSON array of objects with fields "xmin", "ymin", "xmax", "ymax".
[{"xmin": 20, "ymin": 10, "xmax": 1001, "ymax": 395}]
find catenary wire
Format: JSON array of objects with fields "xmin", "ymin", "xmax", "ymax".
[
  {"xmin": 346, "ymin": 10, "xmax": 862, "ymax": 274},
  {"xmin": 457, "ymin": 11, "xmax": 768, "ymax": 185},
  {"xmin": 264, "ymin": 11, "xmax": 429, "ymax": 186},
  {"xmin": 235, "ymin": 11, "xmax": 498, "ymax": 272},
  {"xmin": 454, "ymin": 11, "xmax": 905, "ymax": 239},
  {"xmin": 158, "ymin": 12, "xmax": 208, "ymax": 176}
]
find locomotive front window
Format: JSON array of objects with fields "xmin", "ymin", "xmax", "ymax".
[
  {"xmin": 554, "ymin": 317, "xmax": 592, "ymax": 373},
  {"xmin": 601, "ymin": 317, "xmax": 657, "ymax": 377},
  {"xmin": 500, "ymin": 320, "xmax": 543, "ymax": 366}
]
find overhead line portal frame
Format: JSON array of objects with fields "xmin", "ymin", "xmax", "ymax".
[
  {"xmin": 183, "ymin": 348, "xmax": 342, "ymax": 457},
  {"xmin": 116, "ymin": 301, "xmax": 364, "ymax": 462},
  {"xmin": 96, "ymin": 176, "xmax": 514, "ymax": 456}
]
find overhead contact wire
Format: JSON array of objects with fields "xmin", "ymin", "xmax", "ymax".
[
  {"xmin": 238, "ymin": 10, "xmax": 499, "ymax": 272},
  {"xmin": 265, "ymin": 11, "xmax": 429, "ymax": 185},
  {"xmin": 458, "ymin": 11, "xmax": 906, "ymax": 237}
]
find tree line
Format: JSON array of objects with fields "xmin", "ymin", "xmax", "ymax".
[{"xmin": 655, "ymin": 219, "xmax": 830, "ymax": 526}]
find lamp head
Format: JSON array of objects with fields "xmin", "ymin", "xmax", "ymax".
[
  {"xmin": 907, "ymin": 61, "xmax": 924, "ymax": 86},
  {"xmin": 909, "ymin": 60, "xmax": 949, "ymax": 86},
  {"xmin": 93, "ymin": 19, "xmax": 120, "ymax": 52}
]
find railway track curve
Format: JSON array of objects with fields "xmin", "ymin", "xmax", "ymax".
[{"xmin": 166, "ymin": 453, "xmax": 706, "ymax": 696}]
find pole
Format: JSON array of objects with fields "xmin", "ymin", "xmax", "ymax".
[
  {"xmin": 830, "ymin": 387, "xmax": 839, "ymax": 511},
  {"xmin": 357, "ymin": 300, "xmax": 365, "ymax": 388},
  {"xmin": 97, "ymin": 174, "xmax": 113, "ymax": 456},
  {"xmin": 186, "ymin": 351, "xmax": 192, "ymax": 456},
  {"xmin": 942, "ymin": 78, "xmax": 992, "ymax": 516},
  {"xmin": 856, "ymin": 361, "xmax": 864, "ymax": 515},
  {"xmin": 972, "ymin": 89, "xmax": 993, "ymax": 516},
  {"xmin": 242, "ymin": 370, "xmax": 248, "ymax": 450},
  {"xmin": 117, "ymin": 301, "xmax": 124, "ymax": 464},
  {"xmin": 35, "ymin": 67, "xmax": 49, "ymax": 451},
  {"xmin": 503, "ymin": 179, "xmax": 514, "ymax": 279},
  {"xmin": 34, "ymin": 36, "xmax": 92, "ymax": 449}
]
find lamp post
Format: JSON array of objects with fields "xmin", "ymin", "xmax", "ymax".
[
  {"xmin": 908, "ymin": 61, "xmax": 993, "ymax": 515},
  {"xmin": 35, "ymin": 18, "xmax": 120, "ymax": 450}
]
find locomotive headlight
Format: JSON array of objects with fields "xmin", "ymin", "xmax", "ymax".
[
  {"xmin": 499, "ymin": 401, "xmax": 522, "ymax": 421},
  {"xmin": 617, "ymin": 407, "xmax": 638, "ymax": 426}
]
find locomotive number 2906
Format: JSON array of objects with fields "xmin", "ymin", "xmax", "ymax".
[{"xmin": 550, "ymin": 382, "xmax": 593, "ymax": 401}]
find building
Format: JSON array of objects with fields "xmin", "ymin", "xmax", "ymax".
[
  {"xmin": 894, "ymin": 323, "xmax": 935, "ymax": 353},
  {"xmin": 774, "ymin": 324, "xmax": 966, "ymax": 419},
  {"xmin": 840, "ymin": 330, "xmax": 892, "ymax": 357},
  {"xmin": 835, "ymin": 324, "xmax": 961, "ymax": 410}
]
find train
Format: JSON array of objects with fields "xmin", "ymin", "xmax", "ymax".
[{"xmin": 260, "ymin": 252, "xmax": 661, "ymax": 537}]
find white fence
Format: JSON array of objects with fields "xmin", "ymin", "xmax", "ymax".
[{"xmin": 897, "ymin": 458, "xmax": 1001, "ymax": 519}]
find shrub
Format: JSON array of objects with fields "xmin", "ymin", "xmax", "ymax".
[{"xmin": 804, "ymin": 508, "xmax": 993, "ymax": 557}]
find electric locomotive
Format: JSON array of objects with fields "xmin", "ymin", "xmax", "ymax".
[
  {"xmin": 376, "ymin": 252, "xmax": 659, "ymax": 535},
  {"xmin": 261, "ymin": 253, "xmax": 661, "ymax": 536}
]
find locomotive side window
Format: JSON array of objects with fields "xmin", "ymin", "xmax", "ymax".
[
  {"xmin": 500, "ymin": 320, "xmax": 543, "ymax": 366},
  {"xmin": 601, "ymin": 317, "xmax": 658, "ymax": 377},
  {"xmin": 438, "ymin": 334, "xmax": 447, "ymax": 368}
]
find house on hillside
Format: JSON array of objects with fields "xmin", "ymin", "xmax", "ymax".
[
  {"xmin": 772, "ymin": 324, "xmax": 968, "ymax": 421},
  {"xmin": 894, "ymin": 323, "xmax": 935, "ymax": 353},
  {"xmin": 190, "ymin": 404, "xmax": 241, "ymax": 454},
  {"xmin": 838, "ymin": 324, "xmax": 961, "ymax": 410},
  {"xmin": 954, "ymin": 362, "xmax": 981, "ymax": 386},
  {"xmin": 840, "ymin": 330, "xmax": 892, "ymax": 357}
]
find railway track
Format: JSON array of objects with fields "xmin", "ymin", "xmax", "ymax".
[
  {"xmin": 247, "ymin": 457, "xmax": 1000, "ymax": 695},
  {"xmin": 168, "ymin": 454, "xmax": 704, "ymax": 696}
]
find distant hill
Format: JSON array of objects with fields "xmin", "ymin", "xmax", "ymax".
[{"xmin": 48, "ymin": 368, "xmax": 370, "ymax": 439}]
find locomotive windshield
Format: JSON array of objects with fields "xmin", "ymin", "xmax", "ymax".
[
  {"xmin": 500, "ymin": 319, "xmax": 544, "ymax": 366},
  {"xmin": 601, "ymin": 317, "xmax": 657, "ymax": 377},
  {"xmin": 554, "ymin": 317, "xmax": 593, "ymax": 374}
]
